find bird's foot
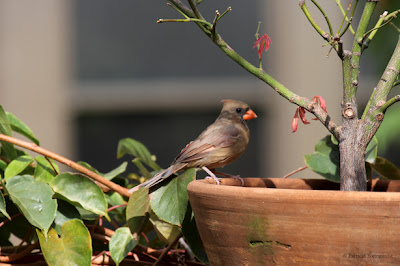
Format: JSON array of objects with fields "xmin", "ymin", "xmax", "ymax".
[
  {"xmin": 202, "ymin": 166, "xmax": 221, "ymax": 185},
  {"xmin": 205, "ymin": 175, "xmax": 221, "ymax": 185},
  {"xmin": 213, "ymin": 170, "xmax": 245, "ymax": 186},
  {"xmin": 230, "ymin": 175, "xmax": 244, "ymax": 186}
]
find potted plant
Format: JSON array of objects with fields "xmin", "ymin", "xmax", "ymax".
[{"xmin": 153, "ymin": 0, "xmax": 400, "ymax": 264}]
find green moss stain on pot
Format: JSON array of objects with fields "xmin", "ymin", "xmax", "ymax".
[{"xmin": 246, "ymin": 215, "xmax": 291, "ymax": 264}]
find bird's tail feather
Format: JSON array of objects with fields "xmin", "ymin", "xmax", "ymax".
[{"xmin": 135, "ymin": 163, "xmax": 187, "ymax": 190}]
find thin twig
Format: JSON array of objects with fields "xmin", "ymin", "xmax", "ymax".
[
  {"xmin": 379, "ymin": 95, "xmax": 400, "ymax": 113},
  {"xmin": 187, "ymin": 0, "xmax": 203, "ymax": 20},
  {"xmin": 152, "ymin": 233, "xmax": 182, "ymax": 266},
  {"xmin": 167, "ymin": 2, "xmax": 189, "ymax": 19},
  {"xmin": 0, "ymin": 213, "xmax": 22, "ymax": 227},
  {"xmin": 311, "ymin": 0, "xmax": 333, "ymax": 35},
  {"xmin": 157, "ymin": 18, "xmax": 211, "ymax": 27},
  {"xmin": 0, "ymin": 134, "xmax": 131, "ymax": 198},
  {"xmin": 389, "ymin": 21, "xmax": 400, "ymax": 33},
  {"xmin": 45, "ymin": 156, "xmax": 59, "ymax": 175},
  {"xmin": 211, "ymin": 10, "xmax": 220, "ymax": 41},
  {"xmin": 0, "ymin": 242, "xmax": 39, "ymax": 263},
  {"xmin": 217, "ymin": 6, "xmax": 232, "ymax": 22},
  {"xmin": 282, "ymin": 165, "xmax": 308, "ymax": 179},
  {"xmin": 300, "ymin": 1, "xmax": 332, "ymax": 44},
  {"xmin": 335, "ymin": 0, "xmax": 356, "ymax": 34},
  {"xmin": 338, "ymin": 0, "xmax": 356, "ymax": 37}
]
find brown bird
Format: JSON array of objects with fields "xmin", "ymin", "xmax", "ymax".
[{"xmin": 133, "ymin": 99, "xmax": 257, "ymax": 190}]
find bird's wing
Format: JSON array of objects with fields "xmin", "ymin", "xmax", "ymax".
[{"xmin": 173, "ymin": 124, "xmax": 241, "ymax": 164}]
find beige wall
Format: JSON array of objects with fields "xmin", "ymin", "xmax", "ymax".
[{"xmin": 0, "ymin": 1, "xmax": 72, "ymax": 161}]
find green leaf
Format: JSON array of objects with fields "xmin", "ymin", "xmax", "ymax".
[
  {"xmin": 132, "ymin": 158, "xmax": 152, "ymax": 179},
  {"xmin": 7, "ymin": 112, "xmax": 39, "ymax": 145},
  {"xmin": 107, "ymin": 191, "xmax": 126, "ymax": 207},
  {"xmin": 149, "ymin": 211, "xmax": 181, "ymax": 244},
  {"xmin": 372, "ymin": 157, "xmax": 400, "ymax": 180},
  {"xmin": 0, "ymin": 105, "xmax": 17, "ymax": 160},
  {"xmin": 0, "ymin": 160, "xmax": 7, "ymax": 171},
  {"xmin": 109, "ymin": 227, "xmax": 139, "ymax": 266},
  {"xmin": 50, "ymin": 173, "xmax": 109, "ymax": 219},
  {"xmin": 6, "ymin": 175, "xmax": 57, "ymax": 234},
  {"xmin": 106, "ymin": 191, "xmax": 126, "ymax": 224},
  {"xmin": 77, "ymin": 161, "xmax": 127, "ymax": 181},
  {"xmin": 182, "ymin": 202, "xmax": 208, "ymax": 264},
  {"xmin": 0, "ymin": 190, "xmax": 11, "ymax": 220},
  {"xmin": 76, "ymin": 207, "xmax": 99, "ymax": 220},
  {"xmin": 53, "ymin": 200, "xmax": 81, "ymax": 235},
  {"xmin": 150, "ymin": 169, "xmax": 195, "ymax": 226},
  {"xmin": 330, "ymin": 134, "xmax": 338, "ymax": 145},
  {"xmin": 104, "ymin": 162, "xmax": 128, "ymax": 180},
  {"xmin": 77, "ymin": 161, "xmax": 101, "ymax": 175},
  {"xmin": 4, "ymin": 155, "xmax": 34, "ymax": 181},
  {"xmin": 37, "ymin": 219, "xmax": 92, "ymax": 266},
  {"xmin": 117, "ymin": 138, "xmax": 161, "ymax": 171},
  {"xmin": 126, "ymin": 187, "xmax": 150, "ymax": 234},
  {"xmin": 304, "ymin": 135, "xmax": 340, "ymax": 182},
  {"xmin": 35, "ymin": 156, "xmax": 59, "ymax": 183},
  {"xmin": 365, "ymin": 136, "xmax": 378, "ymax": 164}
]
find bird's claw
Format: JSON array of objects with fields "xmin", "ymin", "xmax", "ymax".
[
  {"xmin": 205, "ymin": 176, "xmax": 222, "ymax": 185},
  {"xmin": 231, "ymin": 175, "xmax": 244, "ymax": 186}
]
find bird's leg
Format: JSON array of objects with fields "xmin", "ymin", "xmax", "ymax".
[
  {"xmin": 213, "ymin": 170, "xmax": 244, "ymax": 186},
  {"xmin": 202, "ymin": 167, "xmax": 221, "ymax": 185}
]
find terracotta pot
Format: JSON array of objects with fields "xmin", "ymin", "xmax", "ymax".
[{"xmin": 187, "ymin": 178, "xmax": 400, "ymax": 265}]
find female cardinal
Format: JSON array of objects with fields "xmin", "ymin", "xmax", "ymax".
[{"xmin": 133, "ymin": 99, "xmax": 257, "ymax": 190}]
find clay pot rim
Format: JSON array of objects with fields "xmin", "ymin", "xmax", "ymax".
[{"xmin": 187, "ymin": 177, "xmax": 400, "ymax": 202}]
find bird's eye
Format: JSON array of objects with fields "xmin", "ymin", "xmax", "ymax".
[{"xmin": 236, "ymin": 108, "xmax": 242, "ymax": 113}]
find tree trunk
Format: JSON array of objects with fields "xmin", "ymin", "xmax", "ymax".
[{"xmin": 339, "ymin": 120, "xmax": 368, "ymax": 191}]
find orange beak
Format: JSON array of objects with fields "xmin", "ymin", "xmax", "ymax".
[{"xmin": 243, "ymin": 109, "xmax": 257, "ymax": 120}]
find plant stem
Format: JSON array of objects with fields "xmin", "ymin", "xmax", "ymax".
[
  {"xmin": 157, "ymin": 18, "xmax": 211, "ymax": 27},
  {"xmin": 335, "ymin": 0, "xmax": 356, "ymax": 35},
  {"xmin": 187, "ymin": 0, "xmax": 203, "ymax": 20},
  {"xmin": 311, "ymin": 0, "xmax": 334, "ymax": 35},
  {"xmin": 0, "ymin": 134, "xmax": 131, "ymax": 198},
  {"xmin": 344, "ymin": 1, "xmax": 377, "ymax": 117},
  {"xmin": 299, "ymin": 0, "xmax": 332, "ymax": 44},
  {"xmin": 217, "ymin": 6, "xmax": 232, "ymax": 22},
  {"xmin": 338, "ymin": 0, "xmax": 358, "ymax": 37},
  {"xmin": 362, "ymin": 35, "xmax": 400, "ymax": 120},
  {"xmin": 282, "ymin": 165, "xmax": 308, "ymax": 179},
  {"xmin": 254, "ymin": 21, "xmax": 262, "ymax": 68},
  {"xmin": 379, "ymin": 95, "xmax": 400, "ymax": 113}
]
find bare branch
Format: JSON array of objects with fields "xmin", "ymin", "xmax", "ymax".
[{"xmin": 0, "ymin": 134, "xmax": 131, "ymax": 198}]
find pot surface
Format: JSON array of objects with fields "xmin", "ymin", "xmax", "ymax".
[{"xmin": 187, "ymin": 178, "xmax": 400, "ymax": 265}]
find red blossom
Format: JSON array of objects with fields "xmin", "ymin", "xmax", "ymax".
[
  {"xmin": 312, "ymin": 95, "xmax": 327, "ymax": 112},
  {"xmin": 253, "ymin": 34, "xmax": 272, "ymax": 59},
  {"xmin": 292, "ymin": 95, "xmax": 328, "ymax": 133},
  {"xmin": 292, "ymin": 108, "xmax": 299, "ymax": 133},
  {"xmin": 292, "ymin": 107, "xmax": 309, "ymax": 133},
  {"xmin": 298, "ymin": 107, "xmax": 310, "ymax": 124}
]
